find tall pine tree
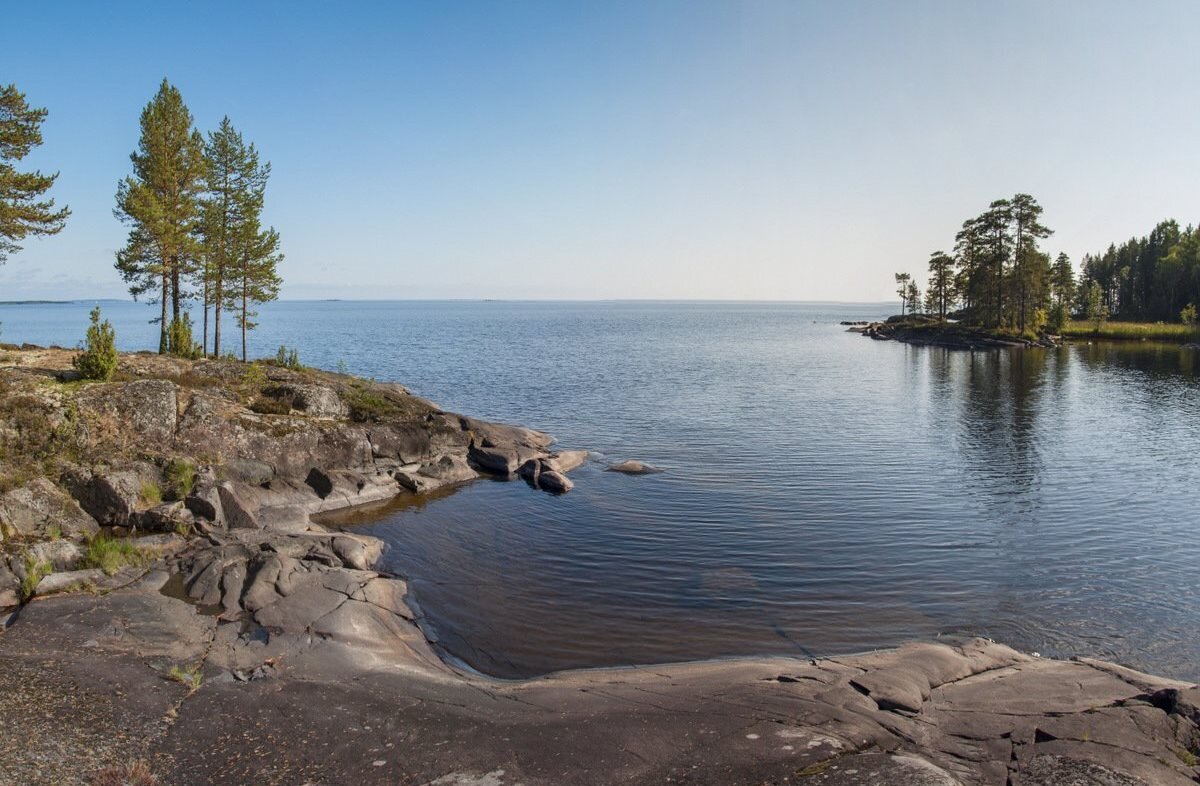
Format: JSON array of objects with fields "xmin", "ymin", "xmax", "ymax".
[
  {"xmin": 0, "ymin": 84, "xmax": 70, "ymax": 263},
  {"xmin": 114, "ymin": 79, "xmax": 205, "ymax": 354},
  {"xmin": 199, "ymin": 116, "xmax": 265, "ymax": 358}
]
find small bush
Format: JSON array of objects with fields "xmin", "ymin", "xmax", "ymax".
[
  {"xmin": 73, "ymin": 306, "xmax": 118, "ymax": 381},
  {"xmin": 241, "ymin": 363, "xmax": 267, "ymax": 386},
  {"xmin": 1182, "ymin": 303, "xmax": 1198, "ymax": 327},
  {"xmin": 167, "ymin": 315, "xmax": 202, "ymax": 360},
  {"xmin": 81, "ymin": 534, "xmax": 148, "ymax": 576},
  {"xmin": 90, "ymin": 759, "xmax": 157, "ymax": 786},
  {"xmin": 274, "ymin": 345, "xmax": 302, "ymax": 370},
  {"xmin": 164, "ymin": 459, "xmax": 196, "ymax": 499}
]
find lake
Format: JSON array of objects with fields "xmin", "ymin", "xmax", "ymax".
[{"xmin": 3, "ymin": 299, "xmax": 1198, "ymax": 680}]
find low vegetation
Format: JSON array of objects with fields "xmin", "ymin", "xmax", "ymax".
[
  {"xmin": 1061, "ymin": 320, "xmax": 1198, "ymax": 343},
  {"xmin": 81, "ymin": 534, "xmax": 149, "ymax": 576},
  {"xmin": 167, "ymin": 663, "xmax": 203, "ymax": 692},
  {"xmin": 90, "ymin": 759, "xmax": 157, "ymax": 786},
  {"xmin": 19, "ymin": 556, "xmax": 52, "ymax": 601},
  {"xmin": 164, "ymin": 459, "xmax": 196, "ymax": 499}
]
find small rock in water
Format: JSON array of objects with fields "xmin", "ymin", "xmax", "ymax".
[{"xmin": 607, "ymin": 459, "xmax": 663, "ymax": 475}]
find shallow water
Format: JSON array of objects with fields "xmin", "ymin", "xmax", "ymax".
[{"xmin": 4, "ymin": 300, "xmax": 1199, "ymax": 679}]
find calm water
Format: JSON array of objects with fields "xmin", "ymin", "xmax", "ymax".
[{"xmin": 3, "ymin": 300, "xmax": 1199, "ymax": 680}]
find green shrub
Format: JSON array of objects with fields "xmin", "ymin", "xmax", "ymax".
[
  {"xmin": 1182, "ymin": 303, "xmax": 1198, "ymax": 327},
  {"xmin": 346, "ymin": 388, "xmax": 398, "ymax": 423},
  {"xmin": 81, "ymin": 534, "xmax": 149, "ymax": 576},
  {"xmin": 73, "ymin": 306, "xmax": 118, "ymax": 381},
  {"xmin": 274, "ymin": 345, "xmax": 302, "ymax": 370},
  {"xmin": 167, "ymin": 314, "xmax": 202, "ymax": 359},
  {"xmin": 249, "ymin": 396, "xmax": 291, "ymax": 415}
]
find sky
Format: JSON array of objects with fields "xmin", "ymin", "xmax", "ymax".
[{"xmin": 3, "ymin": 0, "xmax": 1199, "ymax": 302}]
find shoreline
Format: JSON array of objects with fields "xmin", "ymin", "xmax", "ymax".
[{"xmin": 1, "ymin": 347, "xmax": 1198, "ymax": 785}]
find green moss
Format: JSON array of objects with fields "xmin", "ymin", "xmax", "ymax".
[{"xmin": 81, "ymin": 534, "xmax": 149, "ymax": 576}]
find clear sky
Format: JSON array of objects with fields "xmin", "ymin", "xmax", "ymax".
[{"xmin": 3, "ymin": 0, "xmax": 1198, "ymax": 302}]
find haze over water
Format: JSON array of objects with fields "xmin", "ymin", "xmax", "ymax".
[{"xmin": 4, "ymin": 299, "xmax": 1198, "ymax": 680}]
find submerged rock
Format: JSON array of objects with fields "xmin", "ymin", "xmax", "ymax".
[{"xmin": 607, "ymin": 459, "xmax": 663, "ymax": 475}]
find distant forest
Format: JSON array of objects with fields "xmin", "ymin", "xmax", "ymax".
[
  {"xmin": 896, "ymin": 194, "xmax": 1199, "ymax": 333},
  {"xmin": 1078, "ymin": 221, "xmax": 1200, "ymax": 323}
]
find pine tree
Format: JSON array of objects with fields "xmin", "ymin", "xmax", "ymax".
[
  {"xmin": 228, "ymin": 216, "xmax": 283, "ymax": 362},
  {"xmin": 114, "ymin": 79, "xmax": 205, "ymax": 353},
  {"xmin": 926, "ymin": 251, "xmax": 955, "ymax": 320},
  {"xmin": 0, "ymin": 84, "xmax": 70, "ymax": 263},
  {"xmin": 894, "ymin": 272, "xmax": 912, "ymax": 315},
  {"xmin": 199, "ymin": 117, "xmax": 264, "ymax": 358}
]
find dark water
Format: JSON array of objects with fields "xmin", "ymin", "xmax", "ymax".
[{"xmin": 3, "ymin": 300, "xmax": 1199, "ymax": 680}]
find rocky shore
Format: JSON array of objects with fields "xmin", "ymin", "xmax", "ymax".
[
  {"xmin": 849, "ymin": 317, "xmax": 1059, "ymax": 349},
  {"xmin": 1, "ymin": 348, "xmax": 1197, "ymax": 785}
]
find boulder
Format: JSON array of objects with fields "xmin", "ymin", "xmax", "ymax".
[
  {"xmin": 0, "ymin": 477, "xmax": 99, "ymax": 540},
  {"xmin": 537, "ymin": 469, "xmax": 573, "ymax": 495},
  {"xmin": 545, "ymin": 450, "xmax": 588, "ymax": 473},
  {"xmin": 607, "ymin": 459, "xmax": 663, "ymax": 475},
  {"xmin": 62, "ymin": 465, "xmax": 158, "ymax": 526},
  {"xmin": 34, "ymin": 568, "xmax": 109, "ymax": 597},
  {"xmin": 261, "ymin": 384, "xmax": 349, "ymax": 419},
  {"xmin": 26, "ymin": 540, "xmax": 85, "ymax": 572},
  {"xmin": 74, "ymin": 378, "xmax": 178, "ymax": 443},
  {"xmin": 135, "ymin": 502, "xmax": 195, "ymax": 534},
  {"xmin": 468, "ymin": 443, "xmax": 521, "ymax": 475}
]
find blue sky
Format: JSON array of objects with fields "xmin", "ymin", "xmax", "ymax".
[{"xmin": 3, "ymin": 0, "xmax": 1198, "ymax": 301}]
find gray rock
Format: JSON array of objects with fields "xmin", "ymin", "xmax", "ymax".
[
  {"xmin": 607, "ymin": 459, "xmax": 663, "ymax": 475},
  {"xmin": 74, "ymin": 378, "xmax": 178, "ymax": 443},
  {"xmin": 62, "ymin": 465, "xmax": 157, "ymax": 526},
  {"xmin": 537, "ymin": 469, "xmax": 573, "ymax": 494},
  {"xmin": 262, "ymin": 383, "xmax": 349, "ymax": 419},
  {"xmin": 34, "ymin": 568, "xmax": 110, "ymax": 596},
  {"xmin": 545, "ymin": 449, "xmax": 588, "ymax": 473},
  {"xmin": 26, "ymin": 540, "xmax": 85, "ymax": 571},
  {"xmin": 0, "ymin": 477, "xmax": 99, "ymax": 540}
]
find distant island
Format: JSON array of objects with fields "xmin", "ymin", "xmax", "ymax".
[{"xmin": 883, "ymin": 193, "xmax": 1200, "ymax": 347}]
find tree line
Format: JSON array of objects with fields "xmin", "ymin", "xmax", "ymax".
[
  {"xmin": 1076, "ymin": 220, "xmax": 1200, "ymax": 325},
  {"xmin": 895, "ymin": 193, "xmax": 1198, "ymax": 333},
  {"xmin": 0, "ymin": 80, "xmax": 282, "ymax": 360}
]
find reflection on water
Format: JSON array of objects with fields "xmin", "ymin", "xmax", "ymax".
[
  {"xmin": 3, "ymin": 300, "xmax": 1197, "ymax": 680},
  {"xmin": 327, "ymin": 309, "xmax": 1200, "ymax": 680}
]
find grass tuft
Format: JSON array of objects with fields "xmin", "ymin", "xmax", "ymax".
[
  {"xmin": 167, "ymin": 663, "xmax": 203, "ymax": 692},
  {"xmin": 81, "ymin": 534, "xmax": 149, "ymax": 576},
  {"xmin": 90, "ymin": 759, "xmax": 157, "ymax": 786},
  {"xmin": 164, "ymin": 459, "xmax": 196, "ymax": 499},
  {"xmin": 19, "ymin": 556, "xmax": 52, "ymax": 601}
]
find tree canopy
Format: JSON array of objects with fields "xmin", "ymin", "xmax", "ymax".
[{"xmin": 0, "ymin": 84, "xmax": 70, "ymax": 263}]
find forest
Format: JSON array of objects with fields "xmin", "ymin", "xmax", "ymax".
[{"xmin": 896, "ymin": 194, "xmax": 1199, "ymax": 335}]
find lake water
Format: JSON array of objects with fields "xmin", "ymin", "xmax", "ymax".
[{"xmin": 3, "ymin": 300, "xmax": 1199, "ymax": 680}]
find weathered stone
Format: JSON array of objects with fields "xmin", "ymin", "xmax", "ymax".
[
  {"xmin": 217, "ymin": 483, "xmax": 260, "ymax": 529},
  {"xmin": 262, "ymin": 383, "xmax": 349, "ymax": 419},
  {"xmin": 545, "ymin": 449, "xmax": 588, "ymax": 473},
  {"xmin": 34, "ymin": 568, "xmax": 109, "ymax": 596},
  {"xmin": 468, "ymin": 442, "xmax": 521, "ymax": 474},
  {"xmin": 74, "ymin": 378, "xmax": 178, "ymax": 442},
  {"xmin": 62, "ymin": 465, "xmax": 157, "ymax": 526},
  {"xmin": 305, "ymin": 467, "xmax": 334, "ymax": 499},
  {"xmin": 25, "ymin": 540, "xmax": 84, "ymax": 572},
  {"xmin": 135, "ymin": 502, "xmax": 194, "ymax": 533},
  {"xmin": 537, "ymin": 469, "xmax": 573, "ymax": 494},
  {"xmin": 607, "ymin": 459, "xmax": 663, "ymax": 474},
  {"xmin": 0, "ymin": 477, "xmax": 98, "ymax": 540},
  {"xmin": 225, "ymin": 458, "xmax": 275, "ymax": 485}
]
